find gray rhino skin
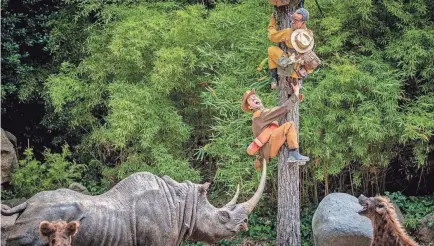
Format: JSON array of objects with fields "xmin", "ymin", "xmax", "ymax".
[
  {"xmin": 1, "ymin": 128, "xmax": 18, "ymax": 185},
  {"xmin": 2, "ymin": 161, "xmax": 267, "ymax": 246}
]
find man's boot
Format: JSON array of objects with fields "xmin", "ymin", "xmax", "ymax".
[
  {"xmin": 270, "ymin": 68, "xmax": 278, "ymax": 90},
  {"xmin": 287, "ymin": 149, "xmax": 310, "ymax": 164}
]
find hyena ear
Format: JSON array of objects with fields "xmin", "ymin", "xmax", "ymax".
[
  {"xmin": 65, "ymin": 221, "xmax": 80, "ymax": 236},
  {"xmin": 39, "ymin": 221, "xmax": 55, "ymax": 238}
]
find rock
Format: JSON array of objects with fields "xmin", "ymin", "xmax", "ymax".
[
  {"xmin": 68, "ymin": 182, "xmax": 90, "ymax": 195},
  {"xmin": 1, "ymin": 129, "xmax": 18, "ymax": 185},
  {"xmin": 1, "ymin": 204, "xmax": 19, "ymax": 246},
  {"xmin": 312, "ymin": 193, "xmax": 372, "ymax": 246},
  {"xmin": 417, "ymin": 213, "xmax": 434, "ymax": 245}
]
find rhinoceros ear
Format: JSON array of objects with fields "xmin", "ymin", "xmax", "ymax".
[{"xmin": 199, "ymin": 182, "xmax": 210, "ymax": 195}]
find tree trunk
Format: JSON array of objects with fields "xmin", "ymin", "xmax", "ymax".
[{"xmin": 275, "ymin": 4, "xmax": 302, "ymax": 246}]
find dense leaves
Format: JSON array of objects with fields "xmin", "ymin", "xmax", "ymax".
[
  {"xmin": 300, "ymin": 0, "xmax": 434, "ymax": 194},
  {"xmin": 12, "ymin": 146, "xmax": 85, "ymax": 198},
  {"xmin": 1, "ymin": 0, "xmax": 58, "ymax": 102},
  {"xmin": 1, "ymin": 0, "xmax": 433, "ymax": 244}
]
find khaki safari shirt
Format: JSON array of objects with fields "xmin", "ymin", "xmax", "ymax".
[
  {"xmin": 267, "ymin": 16, "xmax": 314, "ymax": 78},
  {"xmin": 252, "ymin": 94, "xmax": 299, "ymax": 160}
]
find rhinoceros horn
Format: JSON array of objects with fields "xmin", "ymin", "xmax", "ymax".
[
  {"xmin": 240, "ymin": 159, "xmax": 267, "ymax": 213},
  {"xmin": 224, "ymin": 184, "xmax": 240, "ymax": 207}
]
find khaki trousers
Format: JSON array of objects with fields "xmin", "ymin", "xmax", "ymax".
[
  {"xmin": 268, "ymin": 46, "xmax": 284, "ymax": 69},
  {"xmin": 268, "ymin": 121, "xmax": 298, "ymax": 158}
]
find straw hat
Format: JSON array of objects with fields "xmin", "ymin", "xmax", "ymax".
[
  {"xmin": 241, "ymin": 89, "xmax": 256, "ymax": 113},
  {"xmin": 291, "ymin": 29, "xmax": 314, "ymax": 54}
]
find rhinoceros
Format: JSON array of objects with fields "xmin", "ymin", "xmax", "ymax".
[{"xmin": 2, "ymin": 161, "xmax": 267, "ymax": 246}]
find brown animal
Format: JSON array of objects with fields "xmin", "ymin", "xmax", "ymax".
[
  {"xmin": 39, "ymin": 221, "xmax": 80, "ymax": 246},
  {"xmin": 358, "ymin": 195, "xmax": 419, "ymax": 246}
]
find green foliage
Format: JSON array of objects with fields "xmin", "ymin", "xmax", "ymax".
[
  {"xmin": 48, "ymin": 4, "xmax": 90, "ymax": 65},
  {"xmin": 299, "ymin": 0, "xmax": 434, "ymax": 181},
  {"xmin": 386, "ymin": 191, "xmax": 434, "ymax": 231},
  {"xmin": 12, "ymin": 146, "xmax": 86, "ymax": 198},
  {"xmin": 300, "ymin": 206, "xmax": 316, "ymax": 246},
  {"xmin": 302, "ymin": 54, "xmax": 402, "ymax": 179},
  {"xmin": 41, "ymin": 0, "xmax": 433, "ymax": 206},
  {"xmin": 0, "ymin": 0, "xmax": 90, "ymax": 157},
  {"xmin": 3, "ymin": 0, "xmax": 433, "ymax": 243},
  {"xmin": 1, "ymin": 189, "xmax": 16, "ymax": 201},
  {"xmin": 46, "ymin": 2, "xmax": 235, "ymax": 184},
  {"xmin": 1, "ymin": 0, "xmax": 59, "ymax": 103}
]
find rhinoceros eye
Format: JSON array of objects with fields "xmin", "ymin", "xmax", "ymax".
[{"xmin": 218, "ymin": 211, "xmax": 230, "ymax": 224}]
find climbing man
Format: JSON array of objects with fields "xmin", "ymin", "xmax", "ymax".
[
  {"xmin": 267, "ymin": 8, "xmax": 320, "ymax": 91},
  {"xmin": 242, "ymin": 83, "xmax": 309, "ymax": 171}
]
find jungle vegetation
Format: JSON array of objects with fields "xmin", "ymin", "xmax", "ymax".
[{"xmin": 1, "ymin": 0, "xmax": 433, "ymax": 244}]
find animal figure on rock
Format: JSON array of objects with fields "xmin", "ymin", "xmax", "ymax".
[
  {"xmin": 358, "ymin": 195, "xmax": 419, "ymax": 246},
  {"xmin": 39, "ymin": 221, "xmax": 80, "ymax": 246},
  {"xmin": 2, "ymin": 161, "xmax": 267, "ymax": 246}
]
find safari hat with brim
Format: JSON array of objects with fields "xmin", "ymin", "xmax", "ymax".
[
  {"xmin": 291, "ymin": 29, "xmax": 314, "ymax": 54},
  {"xmin": 241, "ymin": 89, "xmax": 256, "ymax": 113}
]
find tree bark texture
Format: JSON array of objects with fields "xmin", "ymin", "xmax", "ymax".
[{"xmin": 275, "ymin": 4, "xmax": 302, "ymax": 246}]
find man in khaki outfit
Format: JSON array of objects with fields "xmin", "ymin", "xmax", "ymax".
[
  {"xmin": 267, "ymin": 8, "xmax": 315, "ymax": 90},
  {"xmin": 242, "ymin": 83, "xmax": 309, "ymax": 170}
]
